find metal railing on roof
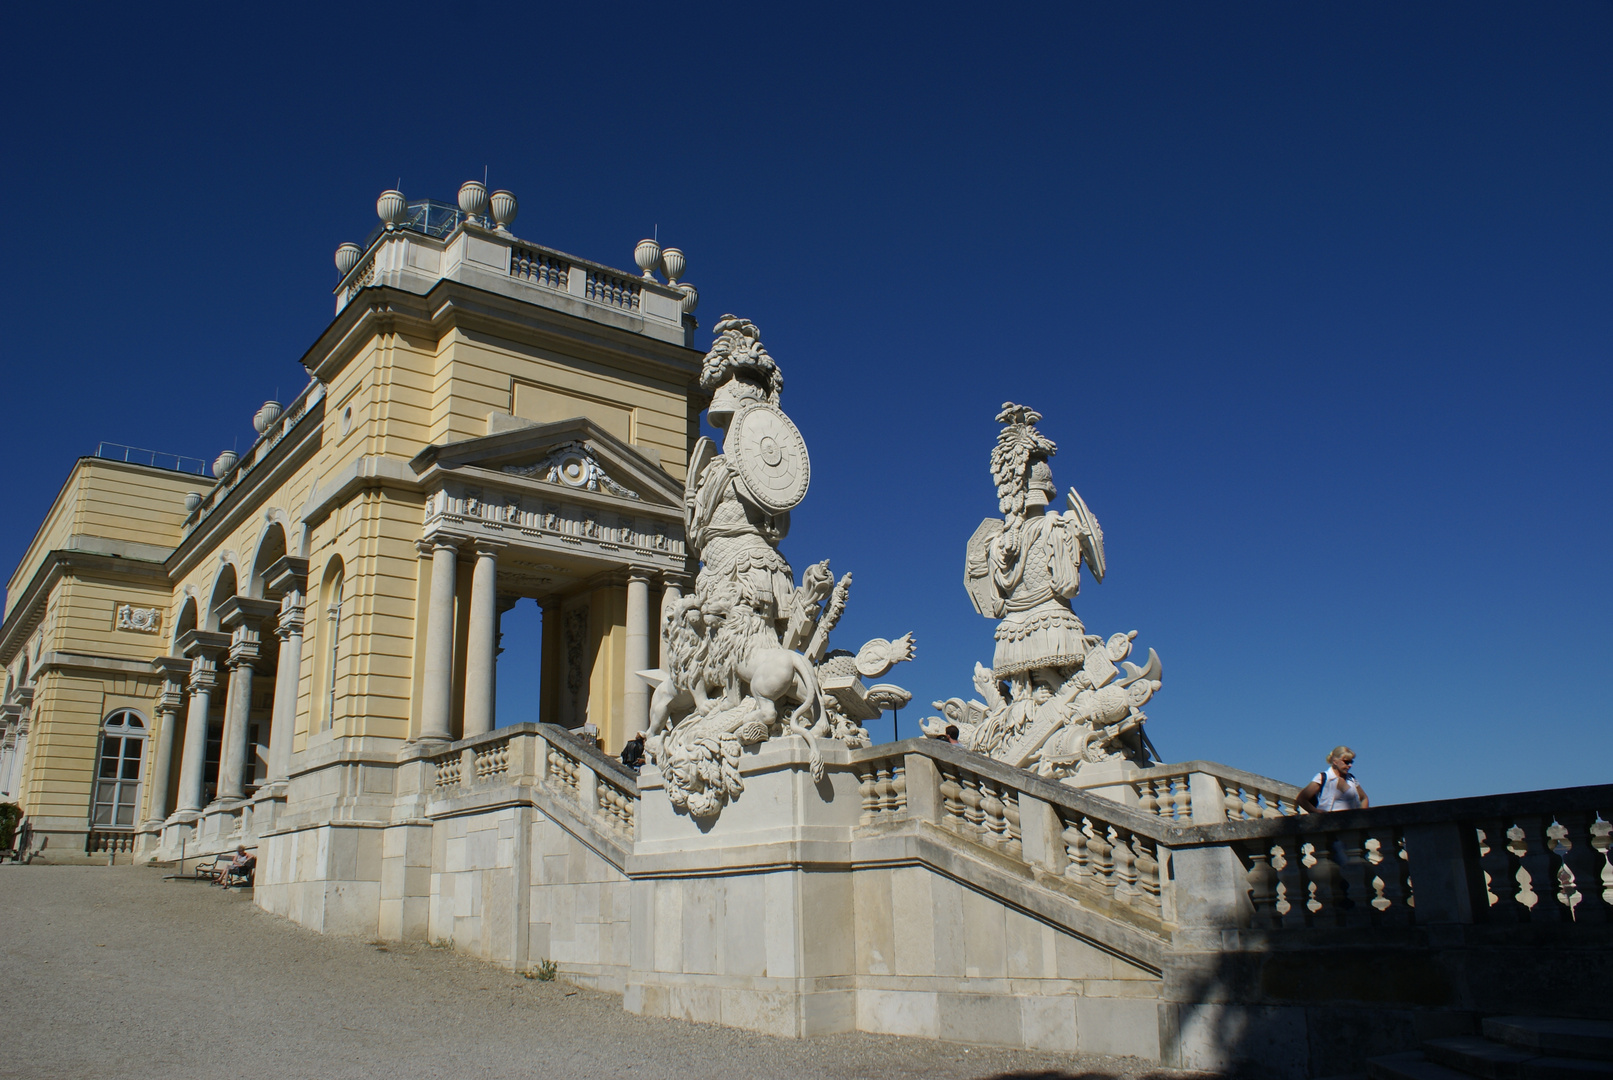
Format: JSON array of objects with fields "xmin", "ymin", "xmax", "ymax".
[
  {"xmin": 94, "ymin": 443, "xmax": 207, "ymax": 475},
  {"xmin": 364, "ymin": 198, "xmax": 468, "ymax": 247}
]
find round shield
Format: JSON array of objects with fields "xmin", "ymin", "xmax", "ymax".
[
  {"xmin": 725, "ymin": 403, "xmax": 810, "ymax": 513},
  {"xmin": 963, "ymin": 517, "xmax": 1005, "ymax": 617}
]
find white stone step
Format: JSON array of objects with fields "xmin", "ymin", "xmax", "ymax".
[
  {"xmin": 1367, "ymin": 1051, "xmax": 1473, "ymax": 1080},
  {"xmin": 1423, "ymin": 1036, "xmax": 1613, "ymax": 1080},
  {"xmin": 1483, "ymin": 1018, "xmax": 1613, "ymax": 1063}
]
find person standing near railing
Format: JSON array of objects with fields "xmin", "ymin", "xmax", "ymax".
[{"xmin": 1298, "ymin": 746, "xmax": 1369, "ymax": 813}]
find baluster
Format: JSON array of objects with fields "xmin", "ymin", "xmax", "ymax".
[
  {"xmin": 1062, "ymin": 815, "xmax": 1090, "ymax": 886},
  {"xmin": 1474, "ymin": 818, "xmax": 1518, "ymax": 922},
  {"xmin": 960, "ymin": 772, "xmax": 986, "ymax": 837},
  {"xmin": 1112, "ymin": 829, "xmax": 1139, "ymax": 905},
  {"xmin": 1510, "ymin": 816, "xmax": 1554, "ymax": 921},
  {"xmin": 1592, "ymin": 814, "xmax": 1613, "ymax": 910},
  {"xmin": 1365, "ymin": 828, "xmax": 1408, "ymax": 924},
  {"xmin": 1087, "ymin": 822, "xmax": 1115, "ymax": 896},
  {"xmin": 1171, "ymin": 776, "xmax": 1192, "ymax": 822},
  {"xmin": 1553, "ymin": 812, "xmax": 1608, "ymax": 924},
  {"xmin": 1134, "ymin": 836, "xmax": 1162, "ymax": 913},
  {"xmin": 1138, "ymin": 780, "xmax": 1159, "ymax": 817},
  {"xmin": 1222, "ymin": 782, "xmax": 1245, "ymax": 822},
  {"xmin": 938, "ymin": 767, "xmax": 965, "ymax": 832},
  {"xmin": 1242, "ymin": 787, "xmax": 1264, "ymax": 823},
  {"xmin": 1262, "ymin": 790, "xmax": 1287, "ymax": 819},
  {"xmin": 980, "ymin": 780, "xmax": 1006, "ymax": 850},
  {"xmin": 1245, "ymin": 842, "xmax": 1279, "ymax": 928},
  {"xmin": 1002, "ymin": 789, "xmax": 1022, "ymax": 861},
  {"xmin": 1337, "ymin": 829, "xmax": 1376, "ymax": 925},
  {"xmin": 879, "ymin": 765, "xmax": 899, "ymax": 813},
  {"xmin": 890, "ymin": 762, "xmax": 907, "ymax": 812},
  {"xmin": 1311, "ymin": 836, "xmax": 1349, "ymax": 924},
  {"xmin": 857, "ymin": 766, "xmax": 878, "ymax": 821},
  {"xmin": 1271, "ymin": 838, "xmax": 1300, "ymax": 925}
]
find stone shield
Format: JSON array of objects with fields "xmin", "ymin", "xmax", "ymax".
[{"xmin": 724, "ymin": 403, "xmax": 810, "ymax": 513}]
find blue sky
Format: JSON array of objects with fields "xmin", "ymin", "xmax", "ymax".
[{"xmin": 2, "ymin": 4, "xmax": 1608, "ymax": 803}]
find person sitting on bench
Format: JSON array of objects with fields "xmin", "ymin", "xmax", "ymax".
[{"xmin": 214, "ymin": 845, "xmax": 255, "ymax": 887}]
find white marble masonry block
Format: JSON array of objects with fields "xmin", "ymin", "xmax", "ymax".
[
  {"xmin": 722, "ymin": 875, "xmax": 767, "ymax": 977},
  {"xmin": 653, "ymin": 880, "xmax": 684, "ymax": 972},
  {"xmin": 762, "ymin": 872, "xmax": 798, "ymax": 979},
  {"xmin": 938, "ymin": 992, "xmax": 1025, "ymax": 1048},
  {"xmin": 890, "ymin": 867, "xmax": 937, "ymax": 977},
  {"xmin": 1167, "ymin": 1003, "xmax": 1307, "ymax": 1079},
  {"xmin": 961, "ymin": 887, "xmax": 1007, "ymax": 979},
  {"xmin": 721, "ymin": 989, "xmax": 798, "ymax": 1036},
  {"xmin": 857, "ymin": 988, "xmax": 939, "ymax": 1039},
  {"xmin": 930, "ymin": 874, "xmax": 967, "ymax": 977},
  {"xmin": 1077, "ymin": 996, "xmax": 1162, "ymax": 1059},
  {"xmin": 1004, "ymin": 907, "xmax": 1050, "ymax": 979},
  {"xmin": 1021, "ymin": 995, "xmax": 1080, "ymax": 1052},
  {"xmin": 853, "ymin": 869, "xmax": 894, "ymax": 975}
]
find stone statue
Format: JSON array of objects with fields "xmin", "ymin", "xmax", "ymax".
[
  {"xmin": 922, "ymin": 403, "xmax": 1163, "ymax": 780},
  {"xmin": 646, "ymin": 316, "xmax": 915, "ymax": 817}
]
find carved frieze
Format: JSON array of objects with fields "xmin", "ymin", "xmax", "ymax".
[{"xmin": 115, "ymin": 605, "xmax": 162, "ymax": 634}]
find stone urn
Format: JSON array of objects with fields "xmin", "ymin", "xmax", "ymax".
[
  {"xmin": 458, "ymin": 180, "xmax": 489, "ymax": 225},
  {"xmin": 678, "ymin": 282, "xmax": 699, "ymax": 314},
  {"xmin": 634, "ymin": 238, "xmax": 662, "ymax": 280},
  {"xmin": 212, "ymin": 451, "xmax": 239, "ymax": 478},
  {"xmin": 490, "ymin": 190, "xmax": 518, "ymax": 231},
  {"xmin": 334, "ymin": 243, "xmax": 362, "ymax": 276},
  {"xmin": 252, "ymin": 400, "xmax": 283, "ymax": 434},
  {"xmin": 376, "ymin": 190, "xmax": 407, "ymax": 229},
  {"xmin": 183, "ymin": 491, "xmax": 203, "ymax": 513},
  {"xmin": 660, "ymin": 247, "xmax": 685, "ymax": 284}
]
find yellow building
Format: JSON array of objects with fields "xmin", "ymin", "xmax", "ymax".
[{"xmin": 0, "ymin": 186, "xmax": 701, "ymax": 863}]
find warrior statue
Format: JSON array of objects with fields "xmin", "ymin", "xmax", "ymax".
[
  {"xmin": 923, "ymin": 403, "xmax": 1162, "ymax": 780},
  {"xmin": 645, "ymin": 316, "xmax": 915, "ymax": 817}
]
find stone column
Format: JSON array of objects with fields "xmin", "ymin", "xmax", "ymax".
[
  {"xmin": 266, "ymin": 598, "xmax": 305, "ymax": 782},
  {"xmin": 418, "ymin": 536, "xmax": 460, "ymax": 742},
  {"xmin": 142, "ymin": 661, "xmax": 188, "ymax": 827},
  {"xmin": 540, "ymin": 598, "xmax": 560, "ymax": 726},
  {"xmin": 624, "ymin": 569, "xmax": 653, "ymax": 737},
  {"xmin": 217, "ymin": 626, "xmax": 261, "ymax": 801},
  {"xmin": 176, "ymin": 658, "xmax": 219, "ymax": 813},
  {"xmin": 462, "ymin": 540, "xmax": 505, "ymax": 739}
]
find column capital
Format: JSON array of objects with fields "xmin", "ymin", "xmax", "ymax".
[
  {"xmin": 626, "ymin": 566, "xmax": 656, "ymax": 584},
  {"xmin": 661, "ymin": 570, "xmax": 693, "ymax": 591},
  {"xmin": 418, "ymin": 530, "xmax": 468, "ymax": 557},
  {"xmin": 216, "ymin": 595, "xmax": 278, "ymax": 633},
  {"xmin": 151, "ymin": 656, "xmax": 191, "ymax": 708},
  {"xmin": 188, "ymin": 664, "xmax": 219, "ymax": 694},
  {"xmin": 263, "ymin": 555, "xmax": 310, "ymax": 600},
  {"xmin": 176, "ymin": 628, "xmax": 230, "ymax": 662},
  {"xmin": 276, "ymin": 604, "xmax": 306, "ymax": 639},
  {"xmin": 471, "ymin": 537, "xmax": 508, "ymax": 557}
]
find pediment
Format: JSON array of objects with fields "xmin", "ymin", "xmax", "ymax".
[{"xmin": 411, "ymin": 417, "xmax": 682, "ymax": 508}]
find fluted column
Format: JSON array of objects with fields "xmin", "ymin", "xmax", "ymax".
[
  {"xmin": 176, "ymin": 659, "xmax": 219, "ymax": 813},
  {"xmin": 142, "ymin": 661, "xmax": 188, "ymax": 826},
  {"xmin": 462, "ymin": 540, "xmax": 505, "ymax": 739},
  {"xmin": 266, "ymin": 597, "xmax": 305, "ymax": 782},
  {"xmin": 418, "ymin": 537, "xmax": 461, "ymax": 741},
  {"xmin": 217, "ymin": 626, "xmax": 260, "ymax": 801},
  {"xmin": 624, "ymin": 569, "xmax": 653, "ymax": 737}
]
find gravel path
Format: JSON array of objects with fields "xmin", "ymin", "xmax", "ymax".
[{"xmin": 0, "ymin": 865, "xmax": 1207, "ymax": 1080}]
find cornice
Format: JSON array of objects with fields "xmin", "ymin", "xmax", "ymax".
[
  {"xmin": 301, "ymin": 279, "xmax": 703, "ymax": 390},
  {"xmin": 165, "ymin": 396, "xmax": 324, "ymax": 581},
  {"xmin": 0, "ymin": 550, "xmax": 170, "ymax": 664}
]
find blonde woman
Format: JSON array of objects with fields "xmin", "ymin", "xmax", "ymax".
[{"xmin": 1298, "ymin": 746, "xmax": 1369, "ymax": 813}]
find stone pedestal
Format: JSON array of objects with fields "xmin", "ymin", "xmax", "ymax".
[{"xmin": 627, "ymin": 742, "xmax": 864, "ymax": 1037}]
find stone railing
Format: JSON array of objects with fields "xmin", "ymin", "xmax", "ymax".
[
  {"xmin": 425, "ymin": 723, "xmax": 639, "ymax": 849},
  {"xmin": 849, "ymin": 741, "xmax": 1613, "ymax": 939},
  {"xmin": 87, "ymin": 828, "xmax": 136, "ymax": 855},
  {"xmin": 584, "ymin": 268, "xmax": 641, "ymax": 311},
  {"xmin": 186, "ymin": 378, "xmax": 325, "ymax": 530},
  {"xmin": 510, "ymin": 246, "xmax": 568, "ymax": 290},
  {"xmin": 1068, "ymin": 760, "xmax": 1304, "ymax": 824}
]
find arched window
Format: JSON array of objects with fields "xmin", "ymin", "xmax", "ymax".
[
  {"xmin": 312, "ymin": 557, "xmax": 345, "ymax": 735},
  {"xmin": 91, "ymin": 710, "xmax": 147, "ymax": 828}
]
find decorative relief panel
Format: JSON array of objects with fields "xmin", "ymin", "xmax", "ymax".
[{"xmin": 115, "ymin": 605, "xmax": 162, "ymax": 634}]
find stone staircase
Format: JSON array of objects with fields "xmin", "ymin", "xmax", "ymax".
[{"xmin": 1368, "ymin": 1017, "xmax": 1613, "ymax": 1080}]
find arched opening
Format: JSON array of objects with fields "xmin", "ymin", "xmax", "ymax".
[
  {"xmin": 173, "ymin": 596, "xmax": 198, "ymax": 647},
  {"xmin": 311, "ymin": 558, "xmax": 345, "ymax": 732},
  {"xmin": 90, "ymin": 710, "xmax": 147, "ymax": 832},
  {"xmin": 204, "ymin": 564, "xmax": 238, "ymax": 632},
  {"xmin": 249, "ymin": 521, "xmax": 288, "ymax": 600}
]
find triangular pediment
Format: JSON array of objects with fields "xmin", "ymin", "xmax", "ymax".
[{"xmin": 411, "ymin": 416, "xmax": 683, "ymax": 508}]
